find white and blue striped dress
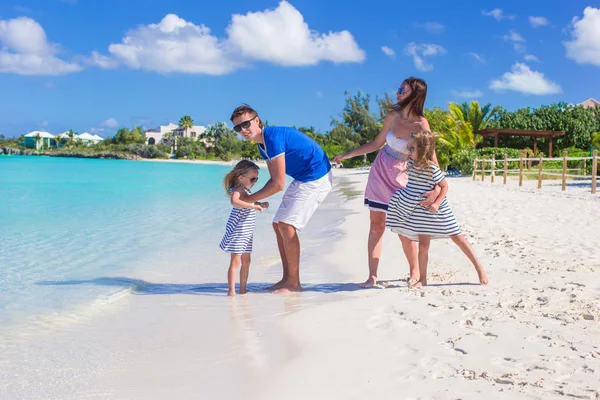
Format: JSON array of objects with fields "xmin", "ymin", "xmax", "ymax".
[
  {"xmin": 386, "ymin": 161, "xmax": 461, "ymax": 241},
  {"xmin": 220, "ymin": 186, "xmax": 256, "ymax": 254}
]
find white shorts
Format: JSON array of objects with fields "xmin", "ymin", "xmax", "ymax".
[{"xmin": 274, "ymin": 171, "xmax": 333, "ymax": 231}]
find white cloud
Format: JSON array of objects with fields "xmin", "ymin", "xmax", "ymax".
[
  {"xmin": 90, "ymin": 127, "xmax": 105, "ymax": 134},
  {"xmin": 489, "ymin": 63, "xmax": 562, "ymax": 95},
  {"xmin": 404, "ymin": 42, "xmax": 446, "ymax": 72},
  {"xmin": 482, "ymin": 9, "xmax": 516, "ymax": 21},
  {"xmin": 564, "ymin": 7, "xmax": 600, "ymax": 67},
  {"xmin": 414, "ymin": 22, "xmax": 445, "ymax": 34},
  {"xmin": 381, "ymin": 46, "xmax": 395, "ymax": 57},
  {"xmin": 227, "ymin": 1, "xmax": 365, "ymax": 66},
  {"xmin": 105, "ymin": 14, "xmax": 234, "ymax": 75},
  {"xmin": 102, "ymin": 118, "xmax": 118, "ymax": 128},
  {"xmin": 466, "ymin": 52, "xmax": 486, "ymax": 64},
  {"xmin": 97, "ymin": 2, "xmax": 364, "ymax": 74},
  {"xmin": 503, "ymin": 30, "xmax": 526, "ymax": 53},
  {"xmin": 524, "ymin": 54, "xmax": 540, "ymax": 62},
  {"xmin": 40, "ymin": 120, "xmax": 48, "ymax": 127},
  {"xmin": 529, "ymin": 16, "xmax": 549, "ymax": 27},
  {"xmin": 0, "ymin": 17, "xmax": 82, "ymax": 75},
  {"xmin": 88, "ymin": 50, "xmax": 118, "ymax": 69},
  {"xmin": 451, "ymin": 89, "xmax": 484, "ymax": 98}
]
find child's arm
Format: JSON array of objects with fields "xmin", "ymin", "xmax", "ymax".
[
  {"xmin": 428, "ymin": 178, "xmax": 448, "ymax": 213},
  {"xmin": 231, "ymin": 188, "xmax": 263, "ymax": 212}
]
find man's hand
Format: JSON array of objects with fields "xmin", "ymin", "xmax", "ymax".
[{"xmin": 257, "ymin": 201, "xmax": 269, "ymax": 209}]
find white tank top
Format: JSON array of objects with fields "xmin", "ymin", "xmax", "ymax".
[{"xmin": 386, "ymin": 131, "xmax": 410, "ymax": 155}]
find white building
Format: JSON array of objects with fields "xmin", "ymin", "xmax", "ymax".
[
  {"xmin": 78, "ymin": 132, "xmax": 104, "ymax": 145},
  {"xmin": 145, "ymin": 123, "xmax": 207, "ymax": 145}
]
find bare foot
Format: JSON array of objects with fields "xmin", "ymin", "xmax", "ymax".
[
  {"xmin": 478, "ymin": 271, "xmax": 489, "ymax": 285},
  {"xmin": 273, "ymin": 284, "xmax": 302, "ymax": 294},
  {"xmin": 266, "ymin": 279, "xmax": 285, "ymax": 291},
  {"xmin": 239, "ymin": 288, "xmax": 248, "ymax": 295},
  {"xmin": 227, "ymin": 291, "xmax": 235, "ymax": 297},
  {"xmin": 359, "ymin": 276, "xmax": 378, "ymax": 288}
]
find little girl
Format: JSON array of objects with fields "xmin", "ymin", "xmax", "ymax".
[
  {"xmin": 386, "ymin": 131, "xmax": 488, "ymax": 289},
  {"xmin": 220, "ymin": 160, "xmax": 269, "ymax": 296}
]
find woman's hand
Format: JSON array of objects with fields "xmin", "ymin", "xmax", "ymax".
[
  {"xmin": 428, "ymin": 203, "xmax": 439, "ymax": 213},
  {"xmin": 252, "ymin": 203, "xmax": 264, "ymax": 212},
  {"xmin": 257, "ymin": 201, "xmax": 269, "ymax": 209},
  {"xmin": 419, "ymin": 185, "xmax": 441, "ymax": 208},
  {"xmin": 333, "ymin": 152, "xmax": 347, "ymax": 165}
]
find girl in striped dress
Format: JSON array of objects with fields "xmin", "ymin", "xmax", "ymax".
[
  {"xmin": 220, "ymin": 160, "xmax": 269, "ymax": 296},
  {"xmin": 386, "ymin": 131, "xmax": 488, "ymax": 288}
]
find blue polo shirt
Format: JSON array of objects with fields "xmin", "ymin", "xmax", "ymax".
[{"xmin": 257, "ymin": 126, "xmax": 331, "ymax": 182}]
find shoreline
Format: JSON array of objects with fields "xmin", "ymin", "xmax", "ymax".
[{"xmin": 1, "ymin": 166, "xmax": 599, "ymax": 399}]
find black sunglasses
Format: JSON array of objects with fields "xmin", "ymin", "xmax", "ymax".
[
  {"xmin": 233, "ymin": 116, "xmax": 257, "ymax": 133},
  {"xmin": 397, "ymin": 86, "xmax": 405, "ymax": 95}
]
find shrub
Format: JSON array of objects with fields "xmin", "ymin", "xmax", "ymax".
[{"xmin": 125, "ymin": 144, "xmax": 168, "ymax": 159}]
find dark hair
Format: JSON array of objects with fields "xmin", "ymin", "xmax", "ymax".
[
  {"xmin": 230, "ymin": 104, "xmax": 264, "ymax": 129},
  {"xmin": 394, "ymin": 77, "xmax": 427, "ymax": 117},
  {"xmin": 222, "ymin": 160, "xmax": 260, "ymax": 195}
]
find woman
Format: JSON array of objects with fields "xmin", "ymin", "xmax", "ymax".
[{"xmin": 334, "ymin": 77, "xmax": 439, "ymax": 288}]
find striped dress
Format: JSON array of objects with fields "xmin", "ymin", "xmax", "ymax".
[
  {"xmin": 220, "ymin": 186, "xmax": 256, "ymax": 254},
  {"xmin": 386, "ymin": 161, "xmax": 461, "ymax": 241}
]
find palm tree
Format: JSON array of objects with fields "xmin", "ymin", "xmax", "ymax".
[
  {"xmin": 34, "ymin": 133, "xmax": 42, "ymax": 150},
  {"xmin": 437, "ymin": 119, "xmax": 480, "ymax": 154},
  {"xmin": 179, "ymin": 116, "xmax": 194, "ymax": 138},
  {"xmin": 448, "ymin": 101, "xmax": 501, "ymax": 132}
]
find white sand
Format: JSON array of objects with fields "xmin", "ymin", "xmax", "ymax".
[{"xmin": 1, "ymin": 168, "xmax": 599, "ymax": 400}]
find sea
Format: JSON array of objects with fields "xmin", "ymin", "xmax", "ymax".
[{"xmin": 0, "ymin": 156, "xmax": 329, "ymax": 329}]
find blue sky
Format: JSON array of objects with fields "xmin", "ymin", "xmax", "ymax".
[{"xmin": 0, "ymin": 0, "xmax": 599, "ymax": 138}]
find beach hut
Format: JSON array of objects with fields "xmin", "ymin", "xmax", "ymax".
[
  {"xmin": 22, "ymin": 131, "xmax": 55, "ymax": 150},
  {"xmin": 78, "ymin": 132, "xmax": 103, "ymax": 146}
]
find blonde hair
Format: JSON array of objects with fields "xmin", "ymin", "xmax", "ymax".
[
  {"xmin": 223, "ymin": 160, "xmax": 260, "ymax": 195},
  {"xmin": 409, "ymin": 131, "xmax": 438, "ymax": 177}
]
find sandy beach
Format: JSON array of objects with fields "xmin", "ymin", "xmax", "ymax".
[{"xmin": 1, "ymin": 167, "xmax": 599, "ymax": 400}]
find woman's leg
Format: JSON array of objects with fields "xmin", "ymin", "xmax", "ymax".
[
  {"xmin": 399, "ymin": 235, "xmax": 419, "ymax": 283},
  {"xmin": 450, "ymin": 235, "xmax": 489, "ymax": 285},
  {"xmin": 360, "ymin": 210, "xmax": 387, "ymax": 288},
  {"xmin": 239, "ymin": 253, "xmax": 251, "ymax": 294},
  {"xmin": 227, "ymin": 254, "xmax": 242, "ymax": 296},
  {"xmin": 415, "ymin": 235, "xmax": 431, "ymax": 288}
]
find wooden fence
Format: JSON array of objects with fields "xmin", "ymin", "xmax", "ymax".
[{"xmin": 473, "ymin": 149, "xmax": 598, "ymax": 194}]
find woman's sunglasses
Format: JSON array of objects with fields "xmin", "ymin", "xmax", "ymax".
[
  {"xmin": 397, "ymin": 87, "xmax": 405, "ymax": 95},
  {"xmin": 233, "ymin": 116, "xmax": 257, "ymax": 133},
  {"xmin": 246, "ymin": 176, "xmax": 259, "ymax": 184}
]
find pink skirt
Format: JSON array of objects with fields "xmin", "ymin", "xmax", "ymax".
[{"xmin": 364, "ymin": 147, "xmax": 409, "ymax": 212}]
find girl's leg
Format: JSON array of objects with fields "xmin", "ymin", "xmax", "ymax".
[
  {"xmin": 240, "ymin": 253, "xmax": 251, "ymax": 295},
  {"xmin": 416, "ymin": 235, "xmax": 431, "ymax": 288},
  {"xmin": 398, "ymin": 235, "xmax": 419, "ymax": 283},
  {"xmin": 450, "ymin": 235, "xmax": 489, "ymax": 285},
  {"xmin": 227, "ymin": 254, "xmax": 242, "ymax": 296},
  {"xmin": 360, "ymin": 210, "xmax": 387, "ymax": 288}
]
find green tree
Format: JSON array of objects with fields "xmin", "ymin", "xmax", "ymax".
[
  {"xmin": 449, "ymin": 101, "xmax": 501, "ymax": 132},
  {"xmin": 179, "ymin": 116, "xmax": 194, "ymax": 137}
]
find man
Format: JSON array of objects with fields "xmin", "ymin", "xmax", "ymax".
[{"xmin": 230, "ymin": 105, "xmax": 332, "ymax": 293}]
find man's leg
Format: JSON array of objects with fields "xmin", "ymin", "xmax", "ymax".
[
  {"xmin": 273, "ymin": 222, "xmax": 301, "ymax": 293},
  {"xmin": 266, "ymin": 222, "xmax": 289, "ymax": 290}
]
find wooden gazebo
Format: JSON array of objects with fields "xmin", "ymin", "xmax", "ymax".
[{"xmin": 474, "ymin": 128, "xmax": 566, "ymax": 158}]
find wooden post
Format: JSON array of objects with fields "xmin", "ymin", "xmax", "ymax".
[
  {"xmin": 491, "ymin": 156, "xmax": 495, "ymax": 183},
  {"xmin": 592, "ymin": 149, "xmax": 598, "ymax": 194},
  {"xmin": 494, "ymin": 134, "xmax": 499, "ymax": 147},
  {"xmin": 503, "ymin": 154, "xmax": 508, "ymax": 185},
  {"xmin": 537, "ymin": 157, "xmax": 543, "ymax": 189},
  {"xmin": 549, "ymin": 137, "xmax": 553, "ymax": 158},
  {"xmin": 481, "ymin": 157, "xmax": 486, "ymax": 182},
  {"xmin": 472, "ymin": 158, "xmax": 477, "ymax": 181},
  {"xmin": 519, "ymin": 155, "xmax": 524, "ymax": 187},
  {"xmin": 533, "ymin": 137, "xmax": 537, "ymax": 157},
  {"xmin": 561, "ymin": 151, "xmax": 567, "ymax": 191}
]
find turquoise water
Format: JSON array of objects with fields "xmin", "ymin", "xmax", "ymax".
[{"xmin": 0, "ymin": 156, "xmax": 281, "ymax": 326}]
